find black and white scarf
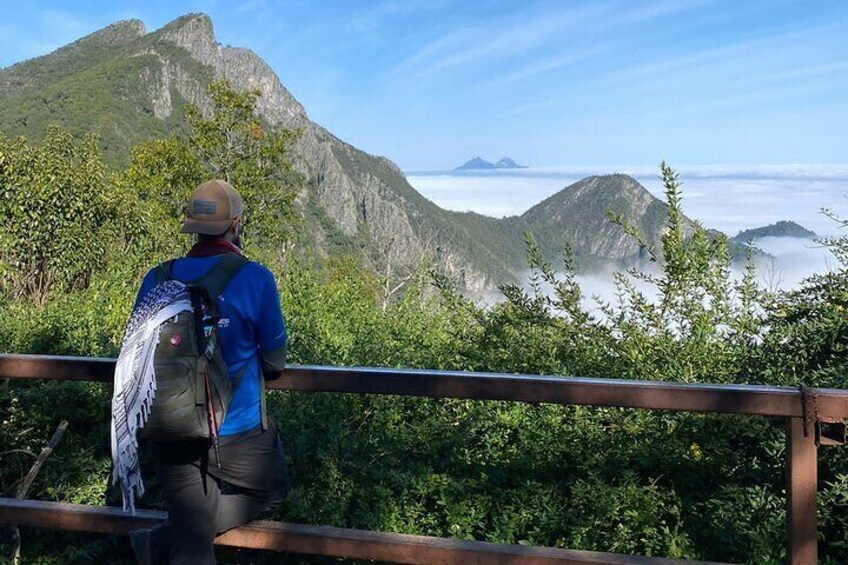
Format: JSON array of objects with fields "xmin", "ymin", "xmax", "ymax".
[{"xmin": 110, "ymin": 280, "xmax": 191, "ymax": 512}]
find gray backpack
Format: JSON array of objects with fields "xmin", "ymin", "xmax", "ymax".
[{"xmin": 142, "ymin": 253, "xmax": 248, "ymax": 463}]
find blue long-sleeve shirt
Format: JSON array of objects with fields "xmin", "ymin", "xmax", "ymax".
[{"xmin": 135, "ymin": 255, "xmax": 287, "ymax": 435}]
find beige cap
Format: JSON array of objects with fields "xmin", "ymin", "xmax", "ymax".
[{"xmin": 180, "ymin": 179, "xmax": 244, "ymax": 235}]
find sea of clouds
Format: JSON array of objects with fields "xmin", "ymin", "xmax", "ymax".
[{"xmin": 406, "ymin": 165, "xmax": 848, "ymax": 294}]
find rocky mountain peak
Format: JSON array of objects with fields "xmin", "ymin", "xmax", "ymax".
[
  {"xmin": 534, "ymin": 174, "xmax": 645, "ymax": 206},
  {"xmin": 494, "ymin": 157, "xmax": 526, "ymax": 169},
  {"xmin": 454, "ymin": 156, "xmax": 526, "ymax": 171},
  {"xmin": 158, "ymin": 13, "xmax": 213, "ymax": 35},
  {"xmin": 517, "ymin": 173, "xmax": 676, "ymax": 264},
  {"xmin": 157, "ymin": 13, "xmax": 217, "ymax": 67},
  {"xmin": 144, "ymin": 13, "xmax": 308, "ymax": 129},
  {"xmin": 454, "ymin": 157, "xmax": 496, "ymax": 171}
]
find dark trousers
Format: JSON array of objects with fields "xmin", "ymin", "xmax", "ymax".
[{"xmin": 147, "ymin": 424, "xmax": 289, "ymax": 565}]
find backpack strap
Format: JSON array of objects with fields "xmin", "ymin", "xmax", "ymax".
[
  {"xmin": 259, "ymin": 376, "xmax": 269, "ymax": 431},
  {"xmin": 189, "ymin": 253, "xmax": 271, "ymax": 431},
  {"xmin": 154, "ymin": 260, "xmax": 176, "ymax": 285},
  {"xmin": 195, "ymin": 253, "xmax": 250, "ymax": 301},
  {"xmin": 193, "ymin": 254, "xmax": 267, "ymax": 428}
]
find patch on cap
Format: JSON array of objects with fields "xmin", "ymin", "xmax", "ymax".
[{"xmin": 193, "ymin": 200, "xmax": 218, "ymax": 215}]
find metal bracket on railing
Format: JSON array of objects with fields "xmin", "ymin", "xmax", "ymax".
[
  {"xmin": 799, "ymin": 385, "xmax": 846, "ymax": 445},
  {"xmin": 799, "ymin": 385, "xmax": 818, "ymax": 438}
]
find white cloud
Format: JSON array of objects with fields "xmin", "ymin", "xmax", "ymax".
[
  {"xmin": 346, "ymin": 0, "xmax": 452, "ymax": 33},
  {"xmin": 603, "ymin": 0, "xmax": 715, "ymax": 27},
  {"xmin": 523, "ymin": 236, "xmax": 838, "ymax": 310},
  {"xmin": 752, "ymin": 237, "xmax": 838, "ymax": 291}
]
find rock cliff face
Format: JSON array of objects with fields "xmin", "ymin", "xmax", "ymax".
[{"xmin": 156, "ymin": 15, "xmax": 309, "ymax": 128}]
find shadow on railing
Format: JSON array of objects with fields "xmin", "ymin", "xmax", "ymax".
[{"xmin": 2, "ymin": 353, "xmax": 847, "ymax": 565}]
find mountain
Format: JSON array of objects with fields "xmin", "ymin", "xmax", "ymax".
[
  {"xmin": 0, "ymin": 19, "xmax": 184, "ymax": 161},
  {"xmin": 520, "ymin": 174, "xmax": 680, "ymax": 266},
  {"xmin": 734, "ymin": 221, "xmax": 816, "ymax": 241},
  {"xmin": 495, "ymin": 157, "xmax": 526, "ymax": 169},
  {"xmin": 454, "ymin": 157, "xmax": 497, "ymax": 171},
  {"xmin": 453, "ymin": 156, "xmax": 526, "ymax": 171},
  {"xmin": 0, "ymin": 14, "xmax": 703, "ymax": 294}
]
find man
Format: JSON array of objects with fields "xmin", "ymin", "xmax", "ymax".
[{"xmin": 130, "ymin": 179, "xmax": 290, "ymax": 565}]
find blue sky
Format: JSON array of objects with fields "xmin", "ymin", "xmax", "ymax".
[{"xmin": 0, "ymin": 0, "xmax": 846, "ymax": 170}]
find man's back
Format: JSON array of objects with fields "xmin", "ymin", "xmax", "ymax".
[{"xmin": 135, "ymin": 252, "xmax": 288, "ymax": 435}]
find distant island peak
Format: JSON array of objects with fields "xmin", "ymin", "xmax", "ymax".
[
  {"xmin": 454, "ymin": 156, "xmax": 527, "ymax": 172},
  {"xmin": 733, "ymin": 220, "xmax": 817, "ymax": 241}
]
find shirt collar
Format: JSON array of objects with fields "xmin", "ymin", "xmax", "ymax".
[{"xmin": 187, "ymin": 239, "xmax": 243, "ymax": 258}]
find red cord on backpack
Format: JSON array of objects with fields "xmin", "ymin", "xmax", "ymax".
[{"xmin": 204, "ymin": 367, "xmax": 222, "ymax": 468}]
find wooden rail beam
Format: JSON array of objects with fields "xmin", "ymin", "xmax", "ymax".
[
  {"xmin": 2, "ymin": 353, "xmax": 844, "ymax": 565},
  {"xmin": 2, "ymin": 354, "xmax": 848, "ymax": 420},
  {"xmin": 0, "ymin": 498, "xmax": 733, "ymax": 565}
]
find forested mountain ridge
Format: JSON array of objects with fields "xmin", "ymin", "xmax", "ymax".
[
  {"xmin": 0, "ymin": 13, "xmax": 697, "ymax": 292},
  {"xmin": 734, "ymin": 220, "xmax": 816, "ymax": 241},
  {"xmin": 520, "ymin": 174, "xmax": 677, "ymax": 265}
]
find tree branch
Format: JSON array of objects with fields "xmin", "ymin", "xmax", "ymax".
[{"xmin": 9, "ymin": 420, "xmax": 68, "ymax": 564}]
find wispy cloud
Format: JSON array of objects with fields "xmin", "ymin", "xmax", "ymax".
[
  {"xmin": 601, "ymin": 20, "xmax": 848, "ymax": 87},
  {"xmin": 501, "ymin": 98, "xmax": 562, "ymax": 117},
  {"xmin": 670, "ymin": 83, "xmax": 842, "ymax": 116},
  {"xmin": 396, "ymin": 0, "xmax": 717, "ymax": 81},
  {"xmin": 346, "ymin": 0, "xmax": 453, "ymax": 34},
  {"xmin": 2, "ymin": 1, "xmax": 843, "ymax": 171},
  {"xmin": 488, "ymin": 43, "xmax": 612, "ymax": 87},
  {"xmin": 396, "ymin": 3, "xmax": 611, "ymax": 77},
  {"xmin": 235, "ymin": 0, "xmax": 272, "ymax": 14},
  {"xmin": 603, "ymin": 0, "xmax": 715, "ymax": 27},
  {"xmin": 500, "ymin": 13, "xmax": 848, "ymax": 126}
]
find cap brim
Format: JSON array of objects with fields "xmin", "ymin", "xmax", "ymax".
[{"xmin": 180, "ymin": 217, "xmax": 232, "ymax": 235}]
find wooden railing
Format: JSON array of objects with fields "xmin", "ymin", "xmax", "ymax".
[{"xmin": 2, "ymin": 353, "xmax": 847, "ymax": 565}]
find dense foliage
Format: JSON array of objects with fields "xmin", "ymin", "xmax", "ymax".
[
  {"xmin": 0, "ymin": 127, "xmax": 113, "ymax": 305},
  {"xmin": 0, "ymin": 83, "xmax": 846, "ymax": 564}
]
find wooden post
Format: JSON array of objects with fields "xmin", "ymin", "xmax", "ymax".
[{"xmin": 786, "ymin": 417, "xmax": 817, "ymax": 565}]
